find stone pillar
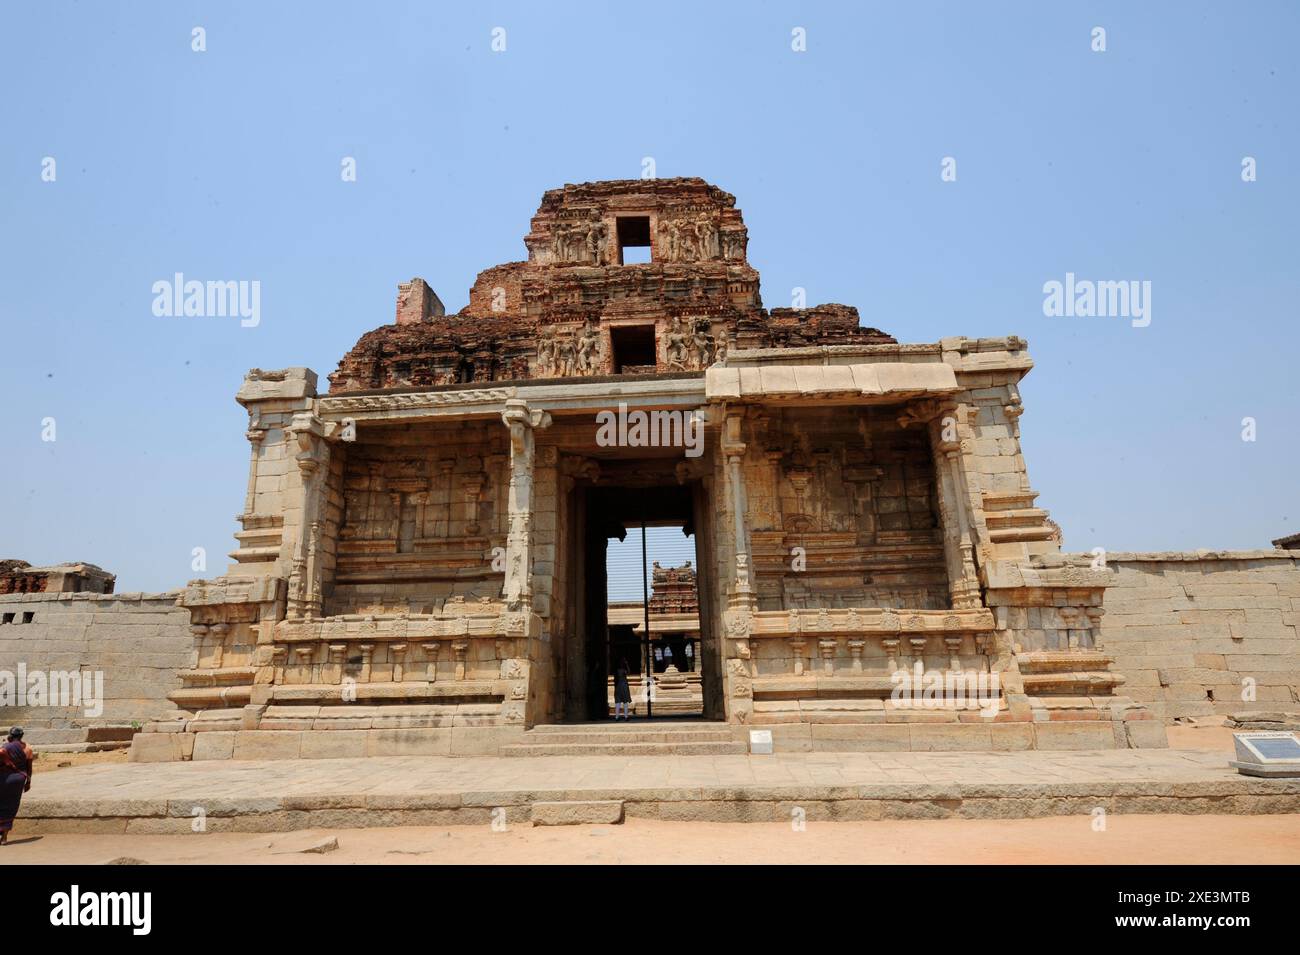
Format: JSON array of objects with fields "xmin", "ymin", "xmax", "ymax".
[
  {"xmin": 327, "ymin": 644, "xmax": 346, "ymax": 684},
  {"xmin": 721, "ymin": 410, "xmax": 753, "ymax": 611},
  {"xmin": 1058, "ymin": 606, "xmax": 1081, "ymax": 650},
  {"xmin": 1084, "ymin": 607, "xmax": 1104, "ymax": 651},
  {"xmin": 882, "ymin": 637, "xmax": 900, "ymax": 674},
  {"xmin": 243, "ymin": 411, "xmax": 267, "ymax": 516},
  {"xmin": 284, "ymin": 411, "xmax": 332, "ymax": 620},
  {"xmin": 790, "ymin": 638, "xmax": 807, "ymax": 676},
  {"xmin": 819, "ymin": 639, "xmax": 837, "ymax": 674},
  {"xmin": 500, "ymin": 399, "xmax": 552, "ymax": 613},
  {"xmin": 901, "ymin": 400, "xmax": 983, "ymax": 611},
  {"xmin": 944, "ymin": 634, "xmax": 964, "ymax": 671},
  {"xmin": 908, "ymin": 635, "xmax": 928, "ymax": 673}
]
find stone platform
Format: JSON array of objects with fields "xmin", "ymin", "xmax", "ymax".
[
  {"xmin": 501, "ymin": 721, "xmax": 748, "ymax": 757},
  {"xmin": 20, "ymin": 748, "xmax": 1300, "ymax": 834}
]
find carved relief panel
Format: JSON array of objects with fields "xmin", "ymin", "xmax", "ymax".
[
  {"xmin": 661, "ymin": 315, "xmax": 728, "ymax": 371},
  {"xmin": 746, "ymin": 407, "xmax": 949, "ymax": 613},
  {"xmin": 550, "ymin": 216, "xmax": 610, "ymax": 266},
  {"xmin": 536, "ymin": 321, "xmax": 605, "ymax": 378}
]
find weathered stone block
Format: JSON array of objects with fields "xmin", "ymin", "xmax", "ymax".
[{"xmin": 530, "ymin": 800, "xmax": 624, "ymax": 826}]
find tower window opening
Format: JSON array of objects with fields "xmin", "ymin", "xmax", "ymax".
[{"xmin": 617, "ymin": 216, "xmax": 652, "ymax": 264}]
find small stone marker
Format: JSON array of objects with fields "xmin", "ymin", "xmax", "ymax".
[
  {"xmin": 749, "ymin": 729, "xmax": 773, "ymax": 755},
  {"xmin": 1230, "ymin": 732, "xmax": 1300, "ymax": 777},
  {"xmin": 299, "ymin": 837, "xmax": 339, "ymax": 854}
]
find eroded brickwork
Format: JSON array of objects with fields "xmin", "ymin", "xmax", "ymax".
[
  {"xmin": 328, "ymin": 178, "xmax": 892, "ymax": 392},
  {"xmin": 0, "ymin": 560, "xmax": 115, "ymax": 595}
]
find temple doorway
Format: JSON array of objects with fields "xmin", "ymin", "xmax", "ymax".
[
  {"xmin": 564, "ymin": 480, "xmax": 723, "ymax": 723},
  {"xmin": 605, "ymin": 524, "xmax": 701, "ymax": 719}
]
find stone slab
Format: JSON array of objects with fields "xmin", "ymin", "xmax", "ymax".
[
  {"xmin": 20, "ymin": 747, "xmax": 1300, "ymax": 834},
  {"xmin": 530, "ymin": 800, "xmax": 625, "ymax": 826}
]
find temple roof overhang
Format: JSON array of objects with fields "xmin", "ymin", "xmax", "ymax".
[
  {"xmin": 302, "ymin": 336, "xmax": 1028, "ymax": 428},
  {"xmin": 705, "ymin": 362, "xmax": 958, "ymax": 405}
]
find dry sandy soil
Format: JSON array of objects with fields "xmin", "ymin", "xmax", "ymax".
[
  {"xmin": 6, "ymin": 719, "xmax": 1287, "ymax": 865},
  {"xmin": 3, "ymin": 814, "xmax": 1298, "ymax": 865}
]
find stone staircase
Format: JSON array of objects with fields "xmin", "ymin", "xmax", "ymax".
[{"xmin": 502, "ymin": 721, "xmax": 746, "ymax": 757}]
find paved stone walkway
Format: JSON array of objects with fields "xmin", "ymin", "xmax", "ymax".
[
  {"xmin": 21, "ymin": 748, "xmax": 1300, "ymax": 832},
  {"xmin": 28, "ymin": 747, "xmax": 1250, "ymax": 797}
]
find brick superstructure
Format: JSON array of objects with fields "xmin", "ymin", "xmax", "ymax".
[{"xmin": 328, "ymin": 178, "xmax": 891, "ymax": 393}]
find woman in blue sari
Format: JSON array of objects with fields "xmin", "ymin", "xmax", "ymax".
[{"xmin": 0, "ymin": 727, "xmax": 33, "ymax": 845}]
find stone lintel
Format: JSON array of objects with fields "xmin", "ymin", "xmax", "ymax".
[
  {"xmin": 706, "ymin": 362, "xmax": 959, "ymax": 403},
  {"xmin": 316, "ymin": 376, "xmax": 710, "ymax": 426}
]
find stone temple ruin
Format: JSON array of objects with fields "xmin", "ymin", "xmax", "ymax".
[{"xmin": 111, "ymin": 176, "xmax": 1299, "ymax": 761}]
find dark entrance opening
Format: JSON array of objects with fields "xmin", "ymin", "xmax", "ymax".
[
  {"xmin": 573, "ymin": 481, "xmax": 716, "ymax": 722},
  {"xmin": 609, "ymin": 324, "xmax": 657, "ymax": 373}
]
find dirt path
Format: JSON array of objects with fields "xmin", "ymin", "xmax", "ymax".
[{"xmin": 4, "ymin": 813, "xmax": 1298, "ymax": 865}]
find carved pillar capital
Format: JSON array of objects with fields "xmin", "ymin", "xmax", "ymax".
[
  {"xmin": 944, "ymin": 634, "xmax": 964, "ymax": 671},
  {"xmin": 1083, "ymin": 607, "xmax": 1104, "ymax": 649},
  {"xmin": 881, "ymin": 637, "xmax": 900, "ymax": 673},
  {"xmin": 818, "ymin": 638, "xmax": 837, "ymax": 674},
  {"xmin": 908, "ymin": 635, "xmax": 929, "ymax": 672},
  {"xmin": 789, "ymin": 637, "xmax": 807, "ymax": 676},
  {"xmin": 421, "ymin": 642, "xmax": 440, "ymax": 682}
]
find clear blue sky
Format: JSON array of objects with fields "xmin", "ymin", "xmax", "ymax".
[
  {"xmin": 607, "ymin": 528, "xmax": 697, "ymax": 603},
  {"xmin": 2, "ymin": 2, "xmax": 1296, "ymax": 592}
]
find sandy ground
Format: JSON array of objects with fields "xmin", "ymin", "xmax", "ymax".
[
  {"xmin": 33, "ymin": 749, "xmax": 130, "ymax": 771},
  {"xmin": 1163, "ymin": 722, "xmax": 1239, "ymax": 752},
  {"xmin": 5, "ymin": 719, "xmax": 1278, "ymax": 865},
  {"xmin": 3, "ymin": 813, "xmax": 1298, "ymax": 865}
]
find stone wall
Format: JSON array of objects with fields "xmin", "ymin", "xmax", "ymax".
[
  {"xmin": 1098, "ymin": 552, "xmax": 1300, "ymax": 721},
  {"xmin": 738, "ymin": 404, "xmax": 949, "ymax": 612},
  {"xmin": 0, "ymin": 591, "xmax": 191, "ymax": 727},
  {"xmin": 327, "ymin": 420, "xmax": 508, "ymax": 616}
]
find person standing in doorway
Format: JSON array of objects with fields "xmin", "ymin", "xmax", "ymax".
[{"xmin": 614, "ymin": 658, "xmax": 632, "ymax": 720}]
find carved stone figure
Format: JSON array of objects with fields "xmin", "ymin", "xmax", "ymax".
[
  {"xmin": 691, "ymin": 318, "xmax": 716, "ymax": 367},
  {"xmin": 586, "ymin": 221, "xmax": 607, "ymax": 265},
  {"xmin": 721, "ymin": 228, "xmax": 747, "ymax": 260},
  {"xmin": 657, "ymin": 218, "xmax": 678, "ymax": 261},
  {"xmin": 575, "ymin": 323, "xmax": 602, "ymax": 374},
  {"xmin": 694, "ymin": 215, "xmax": 717, "ymax": 259},
  {"xmin": 554, "ymin": 332, "xmax": 576, "ymax": 377},
  {"xmin": 536, "ymin": 326, "xmax": 557, "ymax": 376},
  {"xmin": 664, "ymin": 317, "xmax": 689, "ymax": 370}
]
